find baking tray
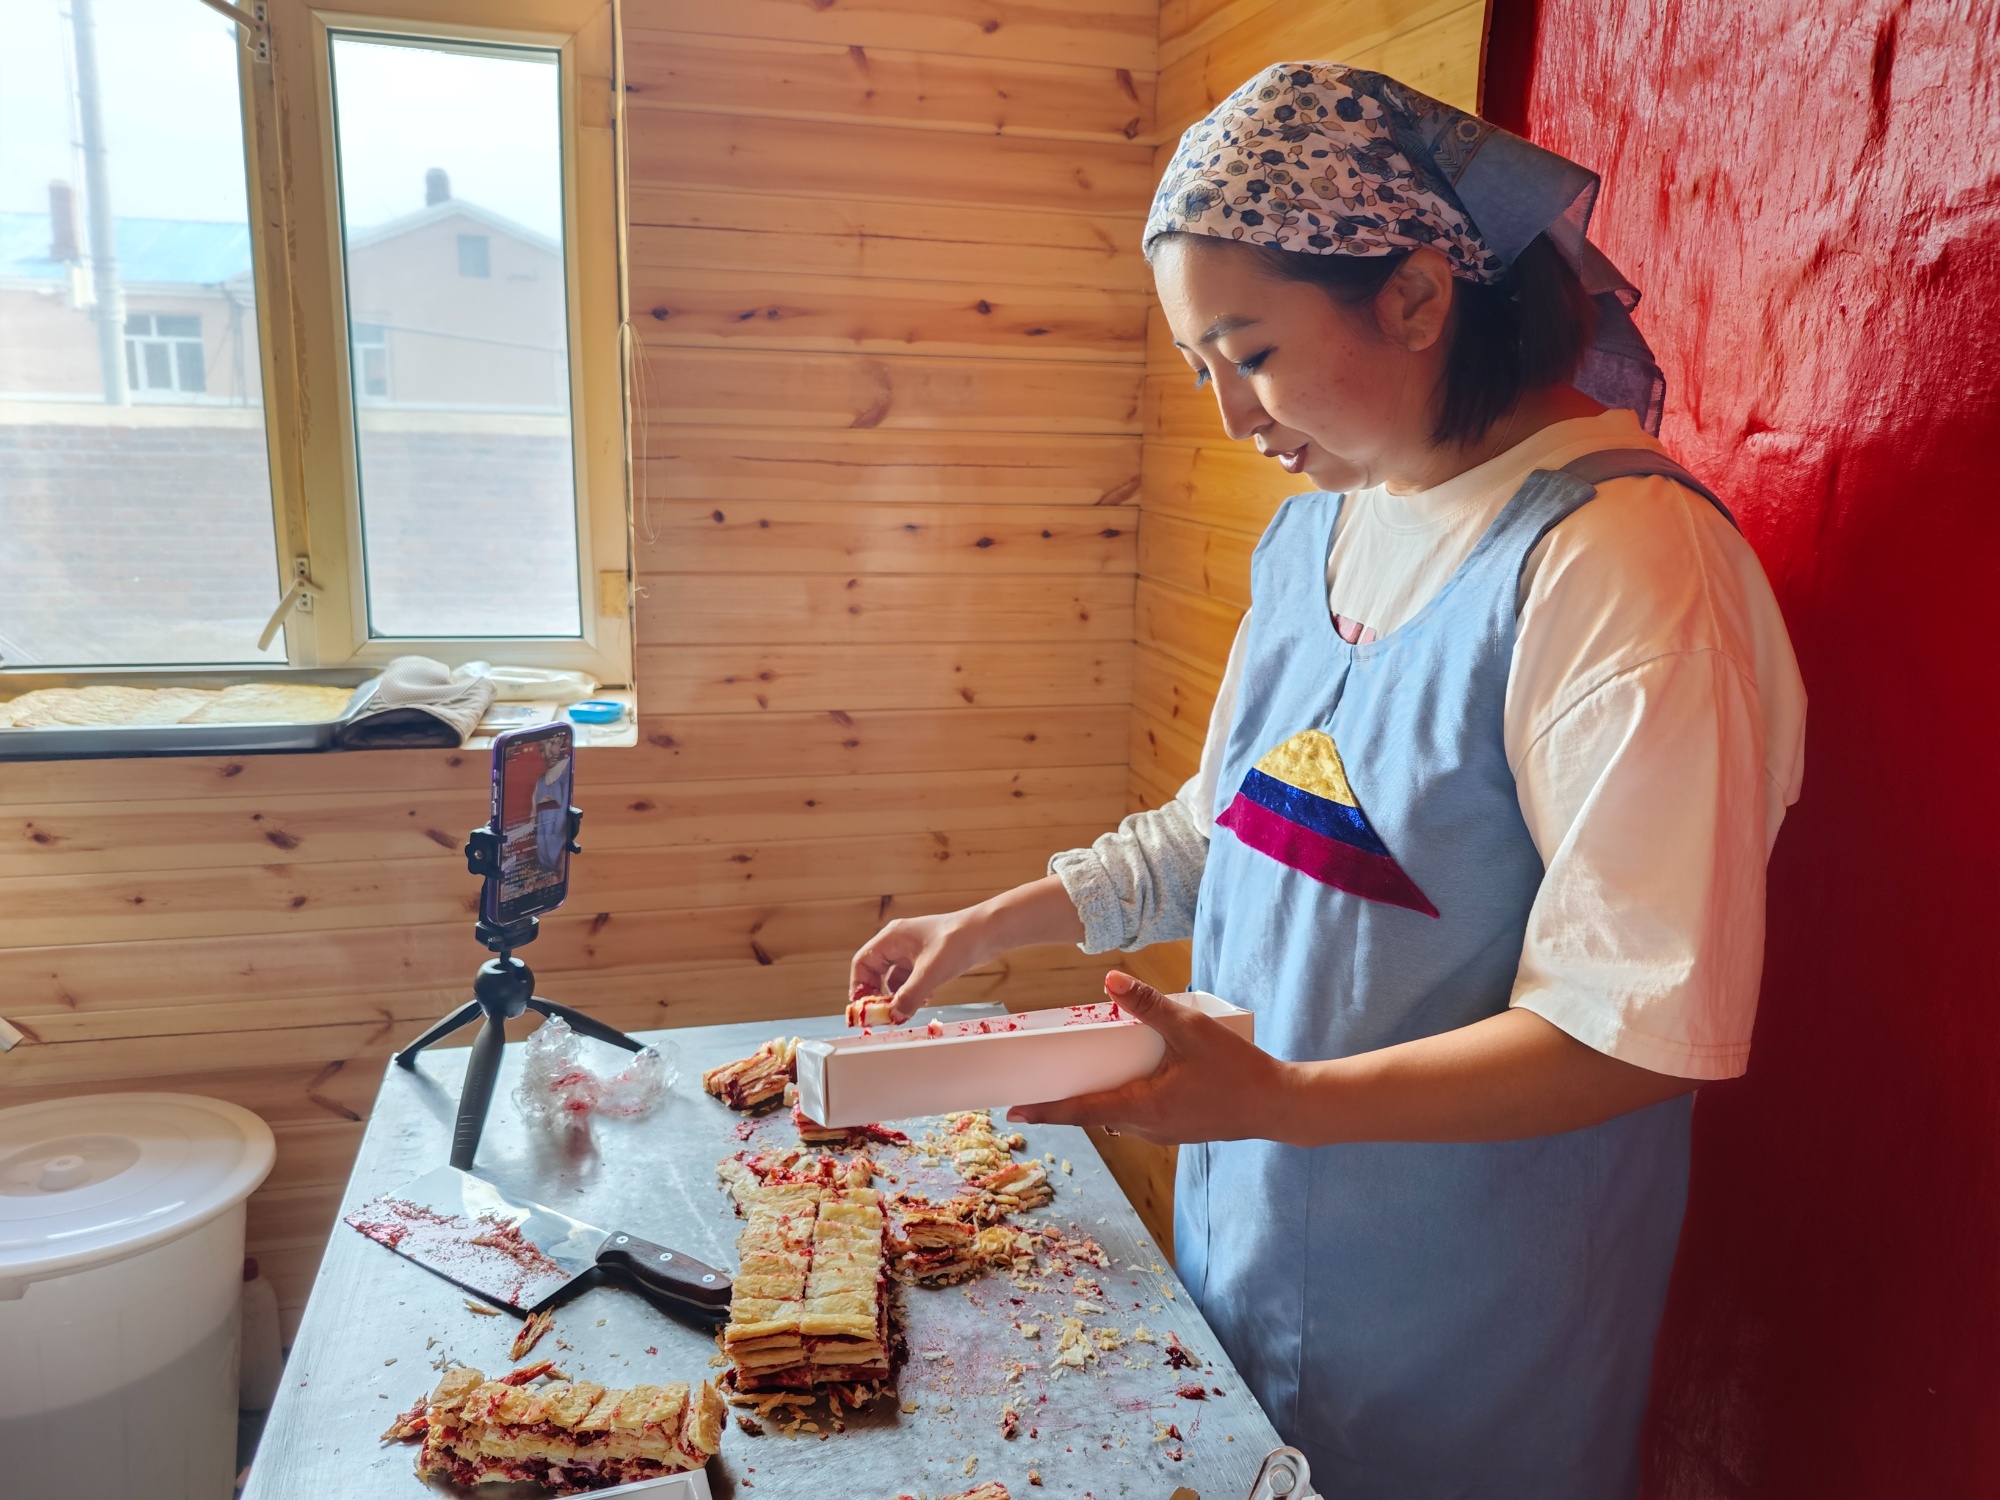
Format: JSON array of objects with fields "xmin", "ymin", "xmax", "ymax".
[{"xmin": 0, "ymin": 667, "xmax": 377, "ymax": 760}]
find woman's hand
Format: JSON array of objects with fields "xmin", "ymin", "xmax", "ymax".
[
  {"xmin": 1008, "ymin": 971, "xmax": 1296, "ymax": 1144},
  {"xmin": 850, "ymin": 874, "xmax": 1088, "ymax": 1022},
  {"xmin": 852, "ymin": 876, "xmax": 1088, "ymax": 1032},
  {"xmin": 1014, "ymin": 979, "xmax": 1699, "ymax": 1149},
  {"xmin": 848, "ymin": 909, "xmax": 981, "ymax": 1022}
]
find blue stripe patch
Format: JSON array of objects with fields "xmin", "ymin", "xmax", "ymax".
[{"xmin": 1238, "ymin": 768, "xmax": 1389, "ymax": 855}]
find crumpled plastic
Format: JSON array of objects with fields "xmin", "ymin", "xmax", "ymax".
[{"xmin": 514, "ymin": 1014, "xmax": 676, "ymax": 1129}]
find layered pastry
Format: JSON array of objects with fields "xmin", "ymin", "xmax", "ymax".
[
  {"xmin": 893, "ymin": 1201, "xmax": 975, "ymax": 1282},
  {"xmin": 784, "ymin": 1082, "xmax": 909, "ymax": 1149},
  {"xmin": 942, "ymin": 1110, "xmax": 1055, "ymax": 1219},
  {"xmin": 844, "ymin": 993, "xmax": 895, "ymax": 1027},
  {"xmin": 719, "ymin": 1167, "xmax": 892, "ymax": 1399},
  {"xmin": 890, "ymin": 1201, "xmax": 1032, "ymax": 1284},
  {"xmin": 702, "ymin": 1036, "xmax": 798, "ymax": 1111},
  {"xmin": 400, "ymin": 1366, "xmax": 724, "ymax": 1493},
  {"xmin": 720, "ymin": 1145, "xmax": 874, "ymax": 1194}
]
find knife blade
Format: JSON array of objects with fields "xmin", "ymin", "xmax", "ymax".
[{"xmin": 344, "ymin": 1165, "xmax": 731, "ymax": 1319}]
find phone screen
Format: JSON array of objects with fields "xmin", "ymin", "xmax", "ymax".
[{"xmin": 482, "ymin": 722, "xmax": 574, "ymax": 926}]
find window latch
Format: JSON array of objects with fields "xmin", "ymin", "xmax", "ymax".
[
  {"xmin": 258, "ymin": 556, "xmax": 323, "ymax": 652},
  {"xmin": 194, "ymin": 0, "xmax": 268, "ymax": 63}
]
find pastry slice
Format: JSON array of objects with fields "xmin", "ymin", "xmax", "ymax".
[
  {"xmin": 407, "ymin": 1366, "xmax": 723, "ymax": 1493},
  {"xmin": 844, "ymin": 993, "xmax": 895, "ymax": 1027},
  {"xmin": 702, "ymin": 1036, "xmax": 798, "ymax": 1111}
]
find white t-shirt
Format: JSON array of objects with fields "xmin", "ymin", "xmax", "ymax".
[{"xmin": 1180, "ymin": 409, "xmax": 1807, "ymax": 1079}]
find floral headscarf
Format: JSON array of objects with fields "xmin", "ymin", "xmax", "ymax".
[{"xmin": 1147, "ymin": 63, "xmax": 1666, "ymax": 429}]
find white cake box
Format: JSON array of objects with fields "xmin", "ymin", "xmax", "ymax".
[{"xmin": 793, "ymin": 994, "xmax": 1255, "ymax": 1128}]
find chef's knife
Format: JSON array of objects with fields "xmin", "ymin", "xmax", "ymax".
[{"xmin": 345, "ymin": 1164, "xmax": 731, "ymax": 1319}]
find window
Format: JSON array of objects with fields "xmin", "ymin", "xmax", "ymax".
[
  {"xmin": 0, "ymin": 0, "xmax": 282, "ymax": 667},
  {"xmin": 352, "ymin": 320, "xmax": 389, "ymax": 398},
  {"xmin": 0, "ymin": 0, "xmax": 630, "ymax": 683},
  {"xmin": 329, "ymin": 34, "xmax": 580, "ymax": 639},
  {"xmin": 125, "ymin": 313, "xmax": 207, "ymax": 395}
]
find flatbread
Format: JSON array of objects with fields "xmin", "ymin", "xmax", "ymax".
[
  {"xmin": 178, "ymin": 682, "xmax": 353, "ymax": 724},
  {"xmin": 0, "ymin": 681, "xmax": 352, "ymax": 730},
  {"xmin": 3, "ymin": 685, "xmax": 221, "ymax": 728}
]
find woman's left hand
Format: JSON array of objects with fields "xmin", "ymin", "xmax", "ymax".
[{"xmin": 1007, "ymin": 971, "xmax": 1294, "ymax": 1145}]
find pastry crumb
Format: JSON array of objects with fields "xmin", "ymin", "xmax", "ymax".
[{"xmin": 508, "ymin": 1309, "xmax": 555, "ymax": 1363}]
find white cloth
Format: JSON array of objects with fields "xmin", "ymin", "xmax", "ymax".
[{"xmin": 1055, "ymin": 410, "xmax": 1806, "ymax": 1080}]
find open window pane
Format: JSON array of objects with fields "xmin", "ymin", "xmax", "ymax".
[
  {"xmin": 0, "ymin": 0, "xmax": 282, "ymax": 667},
  {"xmin": 328, "ymin": 35, "xmax": 583, "ymax": 640}
]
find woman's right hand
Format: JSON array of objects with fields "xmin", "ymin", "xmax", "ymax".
[
  {"xmin": 848, "ymin": 908, "xmax": 985, "ymax": 1023},
  {"xmin": 848, "ymin": 874, "xmax": 1088, "ymax": 1023}
]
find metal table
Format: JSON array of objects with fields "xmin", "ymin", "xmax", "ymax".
[{"xmin": 243, "ymin": 1008, "xmax": 1282, "ymax": 1499}]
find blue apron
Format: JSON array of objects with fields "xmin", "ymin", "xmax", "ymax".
[{"xmin": 1181, "ymin": 451, "xmax": 1728, "ymax": 1498}]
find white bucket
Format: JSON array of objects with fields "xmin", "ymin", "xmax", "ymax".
[{"xmin": 0, "ymin": 1093, "xmax": 275, "ymax": 1500}]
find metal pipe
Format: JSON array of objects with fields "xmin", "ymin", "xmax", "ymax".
[{"xmin": 68, "ymin": 0, "xmax": 127, "ymax": 405}]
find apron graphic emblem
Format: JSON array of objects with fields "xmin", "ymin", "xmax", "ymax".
[{"xmin": 1215, "ymin": 728, "xmax": 1438, "ymax": 916}]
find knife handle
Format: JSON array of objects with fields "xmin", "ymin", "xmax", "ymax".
[{"xmin": 598, "ymin": 1233, "xmax": 732, "ymax": 1313}]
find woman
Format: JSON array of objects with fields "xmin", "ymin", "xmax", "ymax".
[{"xmin": 852, "ymin": 64, "xmax": 1805, "ymax": 1496}]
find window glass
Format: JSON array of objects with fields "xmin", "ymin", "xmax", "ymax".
[
  {"xmin": 456, "ymin": 233, "xmax": 490, "ymax": 278},
  {"xmin": 328, "ymin": 34, "xmax": 582, "ymax": 640},
  {"xmin": 0, "ymin": 0, "xmax": 282, "ymax": 666}
]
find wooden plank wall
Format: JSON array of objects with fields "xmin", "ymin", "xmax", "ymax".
[
  {"xmin": 1102, "ymin": 0, "xmax": 1492, "ymax": 1249},
  {"xmin": 0, "ymin": 0, "xmax": 1159, "ymax": 1337}
]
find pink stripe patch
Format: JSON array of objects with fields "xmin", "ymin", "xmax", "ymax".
[{"xmin": 1217, "ymin": 793, "xmax": 1438, "ymax": 917}]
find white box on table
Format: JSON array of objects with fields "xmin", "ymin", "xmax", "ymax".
[{"xmin": 792, "ymin": 994, "xmax": 1254, "ymax": 1128}]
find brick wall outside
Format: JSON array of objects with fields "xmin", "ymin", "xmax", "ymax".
[
  {"xmin": 0, "ymin": 421, "xmax": 580, "ymax": 666},
  {"xmin": 353, "ymin": 426, "xmax": 580, "ymax": 638}
]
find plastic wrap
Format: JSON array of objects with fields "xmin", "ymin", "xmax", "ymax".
[{"xmin": 514, "ymin": 1015, "xmax": 676, "ymax": 1129}]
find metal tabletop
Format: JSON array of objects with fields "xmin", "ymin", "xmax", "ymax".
[{"xmin": 242, "ymin": 1007, "xmax": 1281, "ymax": 1500}]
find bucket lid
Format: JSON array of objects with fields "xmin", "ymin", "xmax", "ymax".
[{"xmin": 0, "ymin": 1093, "xmax": 275, "ymax": 1285}]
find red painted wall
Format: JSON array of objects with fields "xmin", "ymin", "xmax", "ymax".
[{"xmin": 1484, "ymin": 1, "xmax": 2000, "ymax": 1493}]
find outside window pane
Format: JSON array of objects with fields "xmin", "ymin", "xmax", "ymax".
[
  {"xmin": 0, "ymin": 0, "xmax": 282, "ymax": 666},
  {"xmin": 329, "ymin": 35, "xmax": 581, "ymax": 639},
  {"xmin": 456, "ymin": 233, "xmax": 490, "ymax": 278}
]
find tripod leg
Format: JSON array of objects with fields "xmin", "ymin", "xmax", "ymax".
[
  {"xmin": 527, "ymin": 998, "xmax": 645, "ymax": 1053},
  {"xmin": 450, "ymin": 1016, "xmax": 507, "ymax": 1172},
  {"xmin": 395, "ymin": 999, "xmax": 486, "ymax": 1068}
]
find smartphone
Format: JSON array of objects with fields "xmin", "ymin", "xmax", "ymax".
[{"xmin": 481, "ymin": 721, "xmax": 575, "ymax": 927}]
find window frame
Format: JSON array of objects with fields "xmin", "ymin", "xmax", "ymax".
[{"xmin": 247, "ymin": 0, "xmax": 631, "ymax": 682}]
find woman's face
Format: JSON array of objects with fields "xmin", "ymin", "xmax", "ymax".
[{"xmin": 1152, "ymin": 236, "xmax": 1457, "ymax": 493}]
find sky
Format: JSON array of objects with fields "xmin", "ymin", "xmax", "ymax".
[{"xmin": 0, "ymin": 0, "xmax": 564, "ymax": 240}]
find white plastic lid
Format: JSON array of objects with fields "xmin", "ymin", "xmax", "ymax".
[{"xmin": 0, "ymin": 1093, "xmax": 275, "ymax": 1285}]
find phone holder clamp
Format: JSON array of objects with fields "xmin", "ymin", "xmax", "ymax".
[{"xmin": 394, "ymin": 807, "xmax": 647, "ymax": 1171}]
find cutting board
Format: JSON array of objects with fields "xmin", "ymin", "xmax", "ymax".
[{"xmin": 242, "ymin": 1008, "xmax": 1282, "ymax": 1499}]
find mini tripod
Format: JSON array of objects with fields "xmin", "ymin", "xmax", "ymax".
[{"xmin": 395, "ymin": 808, "xmax": 646, "ymax": 1170}]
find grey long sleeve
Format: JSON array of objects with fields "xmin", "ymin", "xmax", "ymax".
[{"xmin": 1047, "ymin": 794, "xmax": 1211, "ymax": 954}]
